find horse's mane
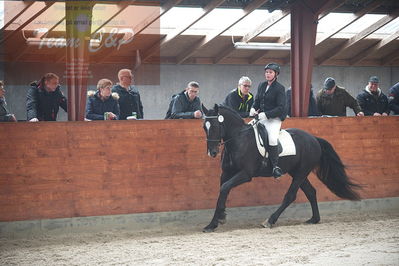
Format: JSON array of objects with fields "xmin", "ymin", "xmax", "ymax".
[{"xmin": 218, "ymin": 105, "xmax": 246, "ymax": 126}]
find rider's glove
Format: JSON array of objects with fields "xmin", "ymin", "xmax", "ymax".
[
  {"xmin": 258, "ymin": 112, "xmax": 267, "ymax": 120},
  {"xmin": 249, "ymin": 108, "xmax": 257, "ymax": 117}
]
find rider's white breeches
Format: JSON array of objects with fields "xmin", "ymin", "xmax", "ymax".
[{"xmin": 259, "ymin": 117, "xmax": 282, "ymax": 146}]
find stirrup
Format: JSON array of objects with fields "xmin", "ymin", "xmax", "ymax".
[{"xmin": 272, "ymin": 166, "xmax": 283, "ymax": 179}]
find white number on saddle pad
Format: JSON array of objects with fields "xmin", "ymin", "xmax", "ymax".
[{"xmin": 218, "ymin": 115, "xmax": 224, "ymax": 123}]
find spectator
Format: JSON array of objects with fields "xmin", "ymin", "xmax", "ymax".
[
  {"xmin": 250, "ymin": 63, "xmax": 286, "ymax": 178},
  {"xmin": 316, "ymin": 77, "xmax": 364, "ymax": 117},
  {"xmin": 171, "ymin": 81, "xmax": 202, "ymax": 119},
  {"xmin": 112, "ymin": 69, "xmax": 143, "ymax": 120},
  {"xmin": 286, "ymin": 85, "xmax": 320, "ymax": 117},
  {"xmin": 0, "ymin": 81, "xmax": 16, "ymax": 122},
  {"xmin": 356, "ymin": 76, "xmax": 389, "ymax": 116},
  {"xmin": 388, "ymin": 82, "xmax": 399, "ymax": 115},
  {"xmin": 222, "ymin": 76, "xmax": 254, "ymax": 118},
  {"xmin": 27, "ymin": 73, "xmax": 67, "ymax": 121},
  {"xmin": 165, "ymin": 89, "xmax": 186, "ymax": 119},
  {"xmin": 86, "ymin": 79, "xmax": 120, "ymax": 120}
]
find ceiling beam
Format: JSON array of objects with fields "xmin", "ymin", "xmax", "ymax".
[
  {"xmin": 315, "ymin": 0, "xmax": 383, "ymax": 46},
  {"xmin": 249, "ymin": 1, "xmax": 344, "ymax": 65},
  {"xmin": 142, "ymin": 0, "xmax": 226, "ymax": 62},
  {"xmin": 92, "ymin": 0, "xmax": 136, "ymax": 34},
  {"xmin": 96, "ymin": 0, "xmax": 181, "ymax": 64},
  {"xmin": 349, "ymin": 29, "xmax": 399, "ymax": 65},
  {"xmin": 382, "ymin": 47, "xmax": 399, "ymax": 65},
  {"xmin": 317, "ymin": 9, "xmax": 399, "ymax": 64},
  {"xmin": 1, "ymin": 1, "xmax": 35, "ymax": 31},
  {"xmin": 176, "ymin": 0, "xmax": 269, "ymax": 64},
  {"xmin": 214, "ymin": 9, "xmax": 288, "ymax": 64},
  {"xmin": 0, "ymin": 1, "xmax": 56, "ymax": 46}
]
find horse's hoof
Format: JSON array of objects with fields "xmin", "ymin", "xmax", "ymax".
[
  {"xmin": 305, "ymin": 217, "xmax": 320, "ymax": 224},
  {"xmin": 261, "ymin": 220, "xmax": 273, "ymax": 228},
  {"xmin": 202, "ymin": 227, "xmax": 215, "ymax": 233},
  {"xmin": 203, "ymin": 224, "xmax": 217, "ymax": 233},
  {"xmin": 218, "ymin": 218, "xmax": 226, "ymax": 225}
]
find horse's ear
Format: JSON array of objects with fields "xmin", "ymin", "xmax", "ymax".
[
  {"xmin": 214, "ymin": 104, "xmax": 219, "ymax": 113},
  {"xmin": 202, "ymin": 104, "xmax": 208, "ymax": 115}
]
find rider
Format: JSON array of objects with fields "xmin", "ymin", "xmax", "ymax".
[{"xmin": 250, "ymin": 63, "xmax": 286, "ymax": 178}]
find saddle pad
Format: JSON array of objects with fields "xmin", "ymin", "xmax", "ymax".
[{"xmin": 249, "ymin": 120, "xmax": 296, "ymax": 158}]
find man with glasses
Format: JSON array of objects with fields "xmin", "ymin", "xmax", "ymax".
[
  {"xmin": 222, "ymin": 76, "xmax": 254, "ymax": 118},
  {"xmin": 170, "ymin": 81, "xmax": 202, "ymax": 119},
  {"xmin": 356, "ymin": 76, "xmax": 389, "ymax": 116},
  {"xmin": 112, "ymin": 69, "xmax": 143, "ymax": 119}
]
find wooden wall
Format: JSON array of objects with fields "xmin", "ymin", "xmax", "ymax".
[{"xmin": 0, "ymin": 117, "xmax": 398, "ymax": 222}]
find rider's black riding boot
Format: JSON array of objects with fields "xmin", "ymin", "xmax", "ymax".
[{"xmin": 268, "ymin": 145, "xmax": 283, "ymax": 179}]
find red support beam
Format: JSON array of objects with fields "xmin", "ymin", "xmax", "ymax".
[{"xmin": 290, "ymin": 0, "xmax": 334, "ymax": 117}]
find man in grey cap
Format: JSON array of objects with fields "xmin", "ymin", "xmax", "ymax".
[
  {"xmin": 316, "ymin": 77, "xmax": 364, "ymax": 116},
  {"xmin": 356, "ymin": 76, "xmax": 389, "ymax": 116}
]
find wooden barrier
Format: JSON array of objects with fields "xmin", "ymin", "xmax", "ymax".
[{"xmin": 0, "ymin": 116, "xmax": 398, "ymax": 222}]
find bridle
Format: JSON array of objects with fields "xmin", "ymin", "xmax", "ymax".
[
  {"xmin": 204, "ymin": 114, "xmax": 254, "ymax": 146},
  {"xmin": 204, "ymin": 115, "xmax": 226, "ymax": 145}
]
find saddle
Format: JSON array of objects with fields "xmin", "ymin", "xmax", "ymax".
[{"xmin": 248, "ymin": 119, "xmax": 296, "ymax": 158}]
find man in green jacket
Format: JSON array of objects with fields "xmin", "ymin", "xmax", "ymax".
[{"xmin": 316, "ymin": 77, "xmax": 364, "ymax": 117}]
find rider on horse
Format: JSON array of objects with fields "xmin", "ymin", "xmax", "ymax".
[{"xmin": 250, "ymin": 63, "xmax": 287, "ymax": 179}]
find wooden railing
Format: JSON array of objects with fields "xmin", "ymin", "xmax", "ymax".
[{"xmin": 1, "ymin": 116, "xmax": 398, "ymax": 222}]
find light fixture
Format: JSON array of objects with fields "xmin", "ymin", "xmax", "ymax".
[
  {"xmin": 26, "ymin": 37, "xmax": 101, "ymax": 48},
  {"xmin": 233, "ymin": 42, "xmax": 291, "ymax": 50}
]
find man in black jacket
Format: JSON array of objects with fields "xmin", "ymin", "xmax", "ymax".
[
  {"xmin": 222, "ymin": 76, "xmax": 254, "ymax": 118},
  {"xmin": 388, "ymin": 82, "xmax": 399, "ymax": 115},
  {"xmin": 356, "ymin": 76, "xmax": 389, "ymax": 116},
  {"xmin": 0, "ymin": 81, "xmax": 16, "ymax": 122},
  {"xmin": 286, "ymin": 85, "xmax": 320, "ymax": 117},
  {"xmin": 26, "ymin": 73, "xmax": 67, "ymax": 122},
  {"xmin": 112, "ymin": 69, "xmax": 143, "ymax": 120},
  {"xmin": 250, "ymin": 63, "xmax": 286, "ymax": 178},
  {"xmin": 171, "ymin": 81, "xmax": 202, "ymax": 119}
]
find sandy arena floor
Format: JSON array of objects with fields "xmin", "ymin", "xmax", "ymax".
[{"xmin": 1, "ymin": 211, "xmax": 398, "ymax": 265}]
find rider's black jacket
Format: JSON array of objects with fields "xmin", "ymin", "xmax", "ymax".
[{"xmin": 252, "ymin": 80, "xmax": 286, "ymax": 121}]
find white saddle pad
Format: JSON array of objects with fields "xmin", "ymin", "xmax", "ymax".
[{"xmin": 249, "ymin": 120, "xmax": 296, "ymax": 158}]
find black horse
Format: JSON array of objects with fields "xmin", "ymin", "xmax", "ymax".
[{"xmin": 202, "ymin": 104, "xmax": 361, "ymax": 232}]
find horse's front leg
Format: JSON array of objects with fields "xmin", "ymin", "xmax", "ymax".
[{"xmin": 203, "ymin": 170, "xmax": 250, "ymax": 233}]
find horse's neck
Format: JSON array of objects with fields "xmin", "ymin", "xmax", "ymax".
[{"xmin": 222, "ymin": 118, "xmax": 245, "ymax": 140}]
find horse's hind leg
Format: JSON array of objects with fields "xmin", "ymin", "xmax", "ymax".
[
  {"xmin": 263, "ymin": 178, "xmax": 304, "ymax": 228},
  {"xmin": 300, "ymin": 178, "xmax": 320, "ymax": 224},
  {"xmin": 203, "ymin": 170, "xmax": 250, "ymax": 233}
]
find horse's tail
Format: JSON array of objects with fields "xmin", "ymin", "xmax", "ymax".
[{"xmin": 315, "ymin": 137, "xmax": 361, "ymax": 201}]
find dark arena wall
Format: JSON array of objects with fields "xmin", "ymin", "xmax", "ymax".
[{"xmin": 0, "ymin": 116, "xmax": 398, "ymax": 222}]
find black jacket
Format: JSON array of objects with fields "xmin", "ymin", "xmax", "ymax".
[
  {"xmin": 85, "ymin": 91, "xmax": 120, "ymax": 120},
  {"xmin": 165, "ymin": 90, "xmax": 185, "ymax": 119},
  {"xmin": 252, "ymin": 80, "xmax": 286, "ymax": 121},
  {"xmin": 222, "ymin": 88, "xmax": 254, "ymax": 118},
  {"xmin": 356, "ymin": 87, "xmax": 389, "ymax": 116},
  {"xmin": 112, "ymin": 84, "xmax": 143, "ymax": 120},
  {"xmin": 171, "ymin": 92, "xmax": 201, "ymax": 119},
  {"xmin": 0, "ymin": 97, "xmax": 14, "ymax": 122},
  {"xmin": 286, "ymin": 88, "xmax": 320, "ymax": 117},
  {"xmin": 26, "ymin": 82, "xmax": 67, "ymax": 121},
  {"xmin": 389, "ymin": 82, "xmax": 399, "ymax": 115}
]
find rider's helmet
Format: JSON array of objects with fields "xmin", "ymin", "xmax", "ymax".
[{"xmin": 264, "ymin": 63, "xmax": 280, "ymax": 75}]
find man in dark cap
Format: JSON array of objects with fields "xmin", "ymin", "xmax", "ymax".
[
  {"xmin": 316, "ymin": 77, "xmax": 364, "ymax": 116},
  {"xmin": 388, "ymin": 82, "xmax": 399, "ymax": 115},
  {"xmin": 356, "ymin": 76, "xmax": 389, "ymax": 116}
]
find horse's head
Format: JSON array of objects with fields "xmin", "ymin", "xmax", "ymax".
[{"xmin": 202, "ymin": 104, "xmax": 225, "ymax": 158}]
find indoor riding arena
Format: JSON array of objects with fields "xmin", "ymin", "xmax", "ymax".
[{"xmin": 1, "ymin": 0, "xmax": 399, "ymax": 265}]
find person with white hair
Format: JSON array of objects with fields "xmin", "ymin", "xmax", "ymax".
[{"xmin": 222, "ymin": 76, "xmax": 254, "ymax": 118}]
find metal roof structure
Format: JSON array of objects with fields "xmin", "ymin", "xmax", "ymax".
[{"xmin": 1, "ymin": 0, "xmax": 398, "ymax": 66}]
